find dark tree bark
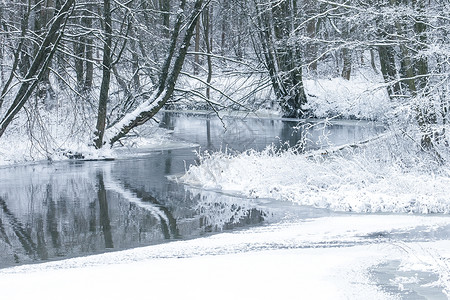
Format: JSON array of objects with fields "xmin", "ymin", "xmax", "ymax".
[
  {"xmin": 34, "ymin": 0, "xmax": 55, "ymax": 102},
  {"xmin": 412, "ymin": 0, "xmax": 428, "ymax": 92},
  {"xmin": 74, "ymin": 36, "xmax": 85, "ymax": 88},
  {"xmin": 0, "ymin": 0, "xmax": 75, "ymax": 139},
  {"xmin": 378, "ymin": 44, "xmax": 400, "ymax": 97},
  {"xmin": 83, "ymin": 2, "xmax": 94, "ymax": 91},
  {"xmin": 202, "ymin": 4, "xmax": 212, "ymax": 99},
  {"xmin": 411, "ymin": 0, "xmax": 433, "ymax": 149},
  {"xmin": 94, "ymin": 0, "xmax": 113, "ymax": 149},
  {"xmin": 340, "ymin": 20, "xmax": 352, "ymax": 81},
  {"xmin": 341, "ymin": 48, "xmax": 352, "ymax": 80},
  {"xmin": 194, "ymin": 16, "xmax": 201, "ymax": 75},
  {"xmin": 0, "ymin": 1, "xmax": 30, "ymax": 110},
  {"xmin": 254, "ymin": 0, "xmax": 307, "ymax": 118},
  {"xmin": 220, "ymin": 0, "xmax": 229, "ymax": 57},
  {"xmin": 107, "ymin": 0, "xmax": 207, "ymax": 146},
  {"xmin": 305, "ymin": 0, "xmax": 318, "ymax": 73},
  {"xmin": 160, "ymin": 0, "xmax": 171, "ymax": 38},
  {"xmin": 374, "ymin": 0, "xmax": 402, "ymax": 98}
]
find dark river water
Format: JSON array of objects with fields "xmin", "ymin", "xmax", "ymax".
[{"xmin": 0, "ymin": 112, "xmax": 383, "ymax": 268}]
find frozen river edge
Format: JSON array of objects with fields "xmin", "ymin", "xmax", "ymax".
[
  {"xmin": 1, "ymin": 113, "xmax": 449, "ymax": 299},
  {"xmin": 1, "ymin": 213, "xmax": 449, "ymax": 299}
]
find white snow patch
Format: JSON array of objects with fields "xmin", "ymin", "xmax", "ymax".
[
  {"xmin": 303, "ymin": 74, "xmax": 391, "ymax": 121},
  {"xmin": 181, "ymin": 143, "xmax": 450, "ymax": 214},
  {"xmin": 2, "ymin": 214, "xmax": 450, "ymax": 299},
  {"xmin": 178, "ymin": 69, "xmax": 392, "ymax": 121}
]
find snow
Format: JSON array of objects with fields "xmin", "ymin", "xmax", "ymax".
[
  {"xmin": 178, "ymin": 68, "xmax": 392, "ymax": 121},
  {"xmin": 0, "ymin": 115, "xmax": 191, "ymax": 167},
  {"xmin": 181, "ymin": 139, "xmax": 450, "ymax": 214},
  {"xmin": 0, "ymin": 248, "xmax": 392, "ymax": 300},
  {"xmin": 1, "ymin": 214, "xmax": 449, "ymax": 299},
  {"xmin": 102, "ymin": 90, "xmax": 162, "ymax": 145},
  {"xmin": 0, "ymin": 70, "xmax": 391, "ymax": 167},
  {"xmin": 1, "ymin": 70, "xmax": 449, "ymax": 299},
  {"xmin": 303, "ymin": 74, "xmax": 391, "ymax": 121}
]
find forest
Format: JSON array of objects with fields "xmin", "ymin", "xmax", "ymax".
[
  {"xmin": 0, "ymin": 0, "xmax": 448, "ymax": 162},
  {"xmin": 1, "ymin": 1, "xmax": 450, "ymax": 297}
]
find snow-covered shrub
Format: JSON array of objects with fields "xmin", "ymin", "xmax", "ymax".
[{"xmin": 181, "ymin": 135, "xmax": 450, "ymax": 214}]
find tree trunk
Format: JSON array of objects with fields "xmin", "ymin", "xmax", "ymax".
[
  {"xmin": 412, "ymin": 0, "xmax": 433, "ymax": 149},
  {"xmin": 254, "ymin": 0, "xmax": 307, "ymax": 118},
  {"xmin": 106, "ymin": 0, "xmax": 206, "ymax": 146},
  {"xmin": 74, "ymin": 36, "xmax": 85, "ymax": 88},
  {"xmin": 194, "ymin": 18, "xmax": 201, "ymax": 75},
  {"xmin": 305, "ymin": 0, "xmax": 318, "ymax": 73},
  {"xmin": 0, "ymin": 1, "xmax": 30, "ymax": 110},
  {"xmin": 203, "ymin": 5, "xmax": 212, "ymax": 100},
  {"xmin": 34, "ymin": 0, "xmax": 54, "ymax": 102},
  {"xmin": 94, "ymin": 0, "xmax": 113, "ymax": 149},
  {"xmin": 220, "ymin": 0, "xmax": 229, "ymax": 57},
  {"xmin": 341, "ymin": 47, "xmax": 352, "ymax": 80},
  {"xmin": 130, "ymin": 26, "xmax": 141, "ymax": 93},
  {"xmin": 378, "ymin": 44, "xmax": 400, "ymax": 97},
  {"xmin": 340, "ymin": 20, "xmax": 352, "ymax": 81},
  {"xmin": 0, "ymin": 0, "xmax": 75, "ymax": 139},
  {"xmin": 160, "ymin": 0, "xmax": 171, "ymax": 38},
  {"xmin": 83, "ymin": 1, "xmax": 94, "ymax": 91}
]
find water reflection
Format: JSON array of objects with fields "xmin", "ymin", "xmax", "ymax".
[
  {"xmin": 160, "ymin": 112, "xmax": 384, "ymax": 152},
  {"xmin": 0, "ymin": 112, "xmax": 383, "ymax": 268},
  {"xmin": 0, "ymin": 196, "xmax": 37, "ymax": 262},
  {"xmin": 190, "ymin": 189, "xmax": 267, "ymax": 232},
  {"xmin": 0, "ymin": 156, "xmax": 271, "ymax": 268},
  {"xmin": 97, "ymin": 172, "xmax": 113, "ymax": 248}
]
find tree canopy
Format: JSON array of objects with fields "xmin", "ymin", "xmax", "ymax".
[{"xmin": 0, "ymin": 0, "xmax": 448, "ymax": 158}]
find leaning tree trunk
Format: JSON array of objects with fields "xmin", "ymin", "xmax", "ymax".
[
  {"xmin": 0, "ymin": 0, "xmax": 75, "ymax": 139},
  {"xmin": 105, "ymin": 0, "xmax": 207, "ymax": 146},
  {"xmin": 253, "ymin": 0, "xmax": 307, "ymax": 118}
]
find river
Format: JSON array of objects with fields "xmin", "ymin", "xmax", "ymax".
[
  {"xmin": 0, "ymin": 111, "xmax": 383, "ymax": 268},
  {"xmin": 1, "ymin": 112, "xmax": 449, "ymax": 298}
]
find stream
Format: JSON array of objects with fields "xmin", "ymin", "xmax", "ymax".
[
  {"xmin": 0, "ymin": 112, "xmax": 383, "ymax": 268},
  {"xmin": 1, "ymin": 112, "xmax": 449, "ymax": 298}
]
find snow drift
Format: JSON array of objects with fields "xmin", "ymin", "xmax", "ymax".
[{"xmin": 181, "ymin": 140, "xmax": 450, "ymax": 214}]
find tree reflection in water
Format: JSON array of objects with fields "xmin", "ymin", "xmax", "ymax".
[
  {"xmin": 0, "ymin": 196, "xmax": 37, "ymax": 263},
  {"xmin": 189, "ymin": 189, "xmax": 267, "ymax": 232},
  {"xmin": 97, "ymin": 172, "xmax": 114, "ymax": 248},
  {"xmin": 0, "ymin": 163, "xmax": 270, "ymax": 269}
]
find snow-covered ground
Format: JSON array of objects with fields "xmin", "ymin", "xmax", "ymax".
[
  {"xmin": 1, "ymin": 71, "xmax": 449, "ymax": 299},
  {"xmin": 0, "ymin": 70, "xmax": 390, "ymax": 166},
  {"xmin": 181, "ymin": 139, "xmax": 450, "ymax": 214},
  {"xmin": 0, "ymin": 121, "xmax": 190, "ymax": 167},
  {"xmin": 1, "ymin": 214, "xmax": 449, "ymax": 299},
  {"xmin": 179, "ymin": 68, "xmax": 392, "ymax": 121}
]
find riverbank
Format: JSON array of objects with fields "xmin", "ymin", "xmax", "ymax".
[
  {"xmin": 1, "ymin": 214, "xmax": 449, "ymax": 299},
  {"xmin": 0, "ymin": 71, "xmax": 391, "ymax": 167},
  {"xmin": 181, "ymin": 131, "xmax": 450, "ymax": 214},
  {"xmin": 0, "ymin": 111, "xmax": 449, "ymax": 299}
]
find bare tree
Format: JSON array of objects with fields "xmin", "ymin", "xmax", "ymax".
[
  {"xmin": 103, "ymin": 0, "xmax": 209, "ymax": 147},
  {"xmin": 252, "ymin": 0, "xmax": 307, "ymax": 118},
  {"xmin": 0, "ymin": 0, "xmax": 75, "ymax": 139}
]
